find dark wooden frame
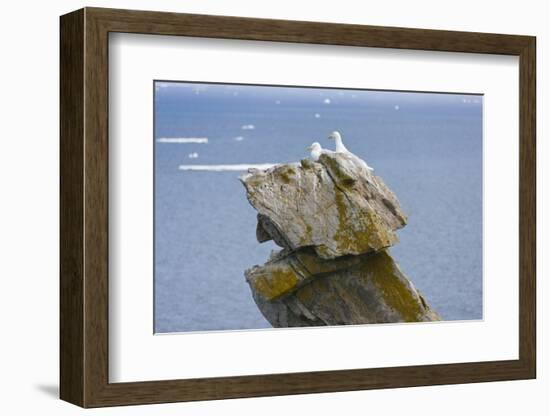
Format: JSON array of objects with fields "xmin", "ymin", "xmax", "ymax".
[{"xmin": 60, "ymin": 7, "xmax": 536, "ymax": 408}]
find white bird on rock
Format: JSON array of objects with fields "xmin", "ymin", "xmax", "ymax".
[
  {"xmin": 306, "ymin": 142, "xmax": 325, "ymax": 161},
  {"xmin": 328, "ymin": 131, "xmax": 349, "ymax": 153},
  {"xmin": 327, "ymin": 131, "xmax": 374, "ymax": 172}
]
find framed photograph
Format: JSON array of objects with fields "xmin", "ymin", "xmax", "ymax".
[{"xmin": 60, "ymin": 7, "xmax": 536, "ymax": 407}]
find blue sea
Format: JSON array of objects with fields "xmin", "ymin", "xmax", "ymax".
[{"xmin": 154, "ymin": 81, "xmax": 483, "ymax": 333}]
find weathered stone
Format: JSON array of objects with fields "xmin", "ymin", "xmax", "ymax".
[
  {"xmin": 250, "ymin": 250, "xmax": 440, "ymax": 326},
  {"xmin": 242, "ymin": 150, "xmax": 439, "ymax": 326},
  {"xmin": 246, "ymin": 247, "xmax": 370, "ymax": 301},
  {"xmin": 240, "ymin": 153, "xmax": 407, "ymax": 259}
]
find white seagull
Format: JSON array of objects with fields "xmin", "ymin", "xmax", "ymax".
[
  {"xmin": 328, "ymin": 131, "xmax": 349, "ymax": 153},
  {"xmin": 306, "ymin": 142, "xmax": 325, "ymax": 161},
  {"xmin": 327, "ymin": 131, "xmax": 374, "ymax": 172}
]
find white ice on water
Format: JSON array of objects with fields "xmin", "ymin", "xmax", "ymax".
[
  {"xmin": 157, "ymin": 137, "xmax": 209, "ymax": 144},
  {"xmin": 178, "ymin": 163, "xmax": 277, "ymax": 172}
]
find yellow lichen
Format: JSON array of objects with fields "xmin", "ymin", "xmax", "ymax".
[
  {"xmin": 366, "ymin": 251, "xmax": 425, "ymax": 322},
  {"xmin": 332, "ymin": 185, "xmax": 394, "ymax": 254},
  {"xmin": 251, "ymin": 266, "xmax": 300, "ymax": 300},
  {"xmin": 276, "ymin": 165, "xmax": 296, "ymax": 184},
  {"xmin": 300, "ymin": 223, "xmax": 313, "ymax": 245}
]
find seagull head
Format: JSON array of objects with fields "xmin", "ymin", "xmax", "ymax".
[
  {"xmin": 328, "ymin": 131, "xmax": 341, "ymax": 141},
  {"xmin": 307, "ymin": 142, "xmax": 322, "ymax": 151}
]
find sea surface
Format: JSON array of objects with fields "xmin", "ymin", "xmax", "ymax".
[{"xmin": 154, "ymin": 82, "xmax": 483, "ymax": 333}]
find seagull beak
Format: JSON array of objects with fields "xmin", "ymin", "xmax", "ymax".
[{"xmin": 306, "ymin": 145, "xmax": 313, "ymax": 150}]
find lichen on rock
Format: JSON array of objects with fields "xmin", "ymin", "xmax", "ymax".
[
  {"xmin": 249, "ymin": 250, "xmax": 440, "ymax": 326},
  {"xmin": 241, "ymin": 151, "xmax": 439, "ymax": 327},
  {"xmin": 240, "ymin": 153, "xmax": 407, "ymax": 259}
]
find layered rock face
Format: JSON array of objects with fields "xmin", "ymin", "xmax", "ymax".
[{"xmin": 240, "ymin": 153, "xmax": 440, "ymax": 327}]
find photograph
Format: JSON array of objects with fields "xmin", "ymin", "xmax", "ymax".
[
  {"xmin": 153, "ymin": 81, "xmax": 483, "ymax": 333},
  {"xmin": 51, "ymin": 4, "xmax": 538, "ymax": 410}
]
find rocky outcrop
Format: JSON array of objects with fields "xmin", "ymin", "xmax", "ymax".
[
  {"xmin": 247, "ymin": 249, "xmax": 439, "ymax": 326},
  {"xmin": 241, "ymin": 153, "xmax": 407, "ymax": 259},
  {"xmin": 241, "ymin": 152, "xmax": 440, "ymax": 326}
]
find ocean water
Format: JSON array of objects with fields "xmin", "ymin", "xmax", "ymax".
[{"xmin": 154, "ymin": 82, "xmax": 483, "ymax": 333}]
